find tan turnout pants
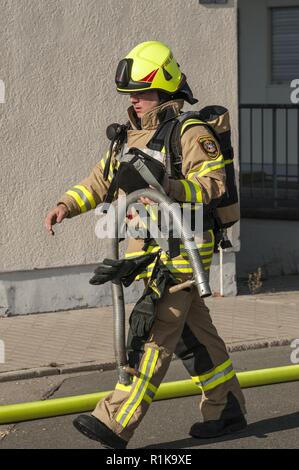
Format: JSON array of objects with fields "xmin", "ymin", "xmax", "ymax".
[{"xmin": 92, "ymin": 279, "xmax": 246, "ymax": 443}]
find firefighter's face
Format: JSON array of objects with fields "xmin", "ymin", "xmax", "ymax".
[{"xmin": 130, "ymin": 90, "xmax": 160, "ymax": 118}]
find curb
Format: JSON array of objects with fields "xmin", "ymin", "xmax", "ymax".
[
  {"xmin": 0, "ymin": 338, "xmax": 292, "ymax": 383},
  {"xmin": 0, "ymin": 361, "xmax": 116, "ymax": 383},
  {"xmin": 227, "ymin": 338, "xmax": 291, "ymax": 352}
]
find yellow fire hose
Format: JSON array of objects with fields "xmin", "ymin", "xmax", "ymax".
[{"xmin": 0, "ymin": 365, "xmax": 299, "ymax": 425}]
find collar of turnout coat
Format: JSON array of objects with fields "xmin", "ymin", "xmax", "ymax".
[{"xmin": 127, "ymin": 99, "xmax": 185, "ymax": 131}]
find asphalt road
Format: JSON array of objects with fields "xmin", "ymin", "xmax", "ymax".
[{"xmin": 0, "ymin": 346, "xmax": 299, "ymax": 449}]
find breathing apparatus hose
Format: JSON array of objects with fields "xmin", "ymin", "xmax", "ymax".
[
  {"xmin": 108, "ymin": 236, "xmax": 129, "ymax": 385},
  {"xmin": 121, "ymin": 188, "xmax": 212, "ymax": 298},
  {"xmin": 109, "ymin": 188, "xmax": 211, "ymax": 384}
]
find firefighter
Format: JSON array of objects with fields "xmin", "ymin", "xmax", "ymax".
[{"xmin": 45, "ymin": 41, "xmax": 247, "ymax": 449}]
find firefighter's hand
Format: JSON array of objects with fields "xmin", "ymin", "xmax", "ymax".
[
  {"xmin": 44, "ymin": 204, "xmax": 69, "ymax": 236},
  {"xmin": 138, "ymin": 196, "xmax": 155, "ymax": 205}
]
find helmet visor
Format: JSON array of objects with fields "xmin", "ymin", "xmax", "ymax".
[
  {"xmin": 115, "ymin": 59, "xmax": 132, "ymax": 88},
  {"xmin": 115, "ymin": 59, "xmax": 152, "ymax": 92}
]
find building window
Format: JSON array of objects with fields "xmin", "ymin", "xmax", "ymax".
[{"xmin": 271, "ymin": 7, "xmax": 299, "ymax": 83}]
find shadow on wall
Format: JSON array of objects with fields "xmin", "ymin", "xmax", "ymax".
[
  {"xmin": 0, "ymin": 264, "xmax": 144, "ymax": 316},
  {"xmin": 236, "ymin": 218, "xmax": 299, "ymax": 295}
]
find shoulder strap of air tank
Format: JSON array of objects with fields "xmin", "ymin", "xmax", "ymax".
[
  {"xmin": 179, "ymin": 112, "xmax": 221, "ymax": 141},
  {"xmin": 164, "ymin": 112, "xmax": 214, "ymax": 178}
]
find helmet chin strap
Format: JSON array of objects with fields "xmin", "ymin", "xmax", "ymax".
[
  {"xmin": 158, "ymin": 87, "xmax": 198, "ymax": 106},
  {"xmin": 158, "ymin": 91, "xmax": 172, "ymax": 104},
  {"xmin": 131, "ymin": 109, "xmax": 142, "ymax": 129}
]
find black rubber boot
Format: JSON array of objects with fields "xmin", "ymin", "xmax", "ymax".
[
  {"xmin": 189, "ymin": 414, "xmax": 247, "ymax": 439},
  {"xmin": 73, "ymin": 414, "xmax": 128, "ymax": 449}
]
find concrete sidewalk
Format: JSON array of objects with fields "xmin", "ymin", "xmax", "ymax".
[{"xmin": 0, "ymin": 288, "xmax": 299, "ymax": 382}]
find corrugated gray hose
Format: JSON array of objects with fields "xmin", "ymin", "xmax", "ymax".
[{"xmin": 109, "ymin": 188, "xmax": 211, "ymax": 384}]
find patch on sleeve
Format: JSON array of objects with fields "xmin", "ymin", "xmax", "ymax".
[{"xmin": 197, "ymin": 135, "xmax": 220, "ymax": 159}]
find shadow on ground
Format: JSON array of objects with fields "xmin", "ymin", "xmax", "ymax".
[{"xmin": 143, "ymin": 411, "xmax": 299, "ymax": 449}]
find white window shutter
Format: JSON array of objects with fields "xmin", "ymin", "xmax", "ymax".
[{"xmin": 272, "ymin": 7, "xmax": 299, "ymax": 83}]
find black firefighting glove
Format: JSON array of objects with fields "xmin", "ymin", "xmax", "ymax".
[
  {"xmin": 128, "ymin": 260, "xmax": 177, "ymax": 338},
  {"xmin": 128, "ymin": 288, "xmax": 157, "ymax": 338},
  {"xmin": 89, "ymin": 251, "xmax": 160, "ymax": 288}
]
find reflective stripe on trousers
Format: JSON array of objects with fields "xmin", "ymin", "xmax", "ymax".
[
  {"xmin": 115, "ymin": 347, "xmax": 159, "ymax": 428},
  {"xmin": 191, "ymin": 358, "xmax": 236, "ymax": 392}
]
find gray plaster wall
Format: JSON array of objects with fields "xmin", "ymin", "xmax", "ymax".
[
  {"xmin": 237, "ymin": 219, "xmax": 299, "ymax": 279},
  {"xmin": 0, "ymin": 264, "xmax": 144, "ymax": 316},
  {"xmin": 0, "ymin": 254, "xmax": 236, "ymax": 316},
  {"xmin": 0, "ymin": 0, "xmax": 239, "ymax": 314}
]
